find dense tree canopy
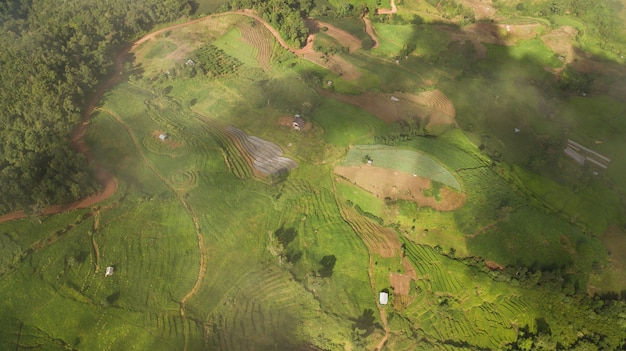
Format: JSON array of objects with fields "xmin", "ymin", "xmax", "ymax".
[
  {"xmin": 228, "ymin": 0, "xmax": 311, "ymax": 46},
  {"xmin": 0, "ymin": 0, "xmax": 190, "ymax": 214}
]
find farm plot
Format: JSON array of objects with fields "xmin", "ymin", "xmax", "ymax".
[
  {"xmin": 401, "ymin": 90, "xmax": 456, "ymax": 116},
  {"xmin": 338, "ymin": 202, "xmax": 401, "ymax": 257},
  {"xmin": 343, "ymin": 145, "xmax": 461, "ymax": 191},
  {"xmin": 281, "ymin": 179, "xmax": 343, "ymax": 224},
  {"xmin": 401, "ymin": 241, "xmax": 535, "ymax": 349},
  {"xmin": 238, "ymin": 20, "xmax": 274, "ymax": 71},
  {"xmin": 224, "ymin": 126, "xmax": 297, "ymax": 176},
  {"xmin": 207, "ymin": 266, "xmax": 317, "ymax": 350},
  {"xmin": 334, "ymin": 165, "xmax": 465, "ymax": 211}
]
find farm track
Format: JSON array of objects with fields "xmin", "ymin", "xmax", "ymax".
[
  {"xmin": 0, "ymin": 0, "xmax": 404, "ymax": 224},
  {"xmin": 95, "ymin": 108, "xmax": 206, "ymax": 351},
  {"xmin": 331, "ymin": 174, "xmax": 393, "ymax": 350},
  {"xmin": 91, "ymin": 211, "xmax": 101, "ymax": 273},
  {"xmin": 362, "ymin": 0, "xmax": 398, "ymax": 51}
]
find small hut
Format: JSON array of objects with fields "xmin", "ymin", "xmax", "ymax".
[
  {"xmin": 159, "ymin": 133, "xmax": 168, "ymax": 142},
  {"xmin": 293, "ymin": 115, "xmax": 305, "ymax": 130},
  {"xmin": 379, "ymin": 292, "xmax": 388, "ymax": 305},
  {"xmin": 105, "ymin": 266, "xmax": 114, "ymax": 277}
]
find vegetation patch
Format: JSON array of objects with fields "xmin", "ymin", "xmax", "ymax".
[{"xmin": 188, "ymin": 43, "xmax": 244, "ymax": 77}]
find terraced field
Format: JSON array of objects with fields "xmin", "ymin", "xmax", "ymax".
[
  {"xmin": 402, "ymin": 241, "xmax": 536, "ymax": 349},
  {"xmin": 224, "ymin": 126, "xmax": 297, "ymax": 176},
  {"xmin": 207, "ymin": 266, "xmax": 314, "ymax": 350},
  {"xmin": 238, "ymin": 21, "xmax": 274, "ymax": 71},
  {"xmin": 337, "ymin": 200, "xmax": 401, "ymax": 258},
  {"xmin": 398, "ymin": 90, "xmax": 456, "ymax": 117}
]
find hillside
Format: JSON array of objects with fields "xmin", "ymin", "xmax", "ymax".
[{"xmin": 0, "ymin": 0, "xmax": 625, "ymax": 350}]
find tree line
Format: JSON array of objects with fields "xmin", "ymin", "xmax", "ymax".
[
  {"xmin": 227, "ymin": 0, "xmax": 311, "ymax": 47},
  {"xmin": 0, "ymin": 0, "xmax": 191, "ymax": 214}
]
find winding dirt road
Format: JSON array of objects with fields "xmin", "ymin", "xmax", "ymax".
[{"xmin": 0, "ymin": 7, "xmax": 404, "ymax": 349}]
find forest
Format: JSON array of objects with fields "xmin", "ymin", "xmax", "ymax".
[{"xmin": 0, "ymin": 0, "xmax": 191, "ymax": 214}]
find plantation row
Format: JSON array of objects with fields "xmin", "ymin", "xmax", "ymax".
[
  {"xmin": 338, "ymin": 203, "xmax": 399, "ymax": 257},
  {"xmin": 401, "ymin": 241, "xmax": 537, "ymax": 349},
  {"xmin": 404, "ymin": 90, "xmax": 456, "ymax": 117},
  {"xmin": 129, "ymin": 93, "xmax": 255, "ymax": 181},
  {"xmin": 281, "ymin": 180, "xmax": 341, "ymax": 224},
  {"xmin": 343, "ymin": 145, "xmax": 461, "ymax": 190},
  {"xmin": 238, "ymin": 22, "xmax": 273, "ymax": 71},
  {"xmin": 207, "ymin": 267, "xmax": 309, "ymax": 350},
  {"xmin": 195, "ymin": 114, "xmax": 254, "ymax": 179},
  {"xmin": 190, "ymin": 44, "xmax": 244, "ymax": 77},
  {"xmin": 225, "ymin": 126, "xmax": 297, "ymax": 176}
]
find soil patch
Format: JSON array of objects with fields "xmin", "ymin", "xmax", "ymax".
[
  {"xmin": 321, "ymin": 90, "xmax": 456, "ymax": 127},
  {"xmin": 456, "ymin": 0, "xmax": 496, "ymax": 20},
  {"xmin": 306, "ymin": 19, "xmax": 362, "ymax": 52},
  {"xmin": 335, "ymin": 165, "xmax": 465, "ymax": 211},
  {"xmin": 485, "ymin": 260, "xmax": 504, "ymax": 271},
  {"xmin": 390, "ymin": 273, "xmax": 411, "ymax": 296},
  {"xmin": 276, "ymin": 115, "xmax": 312, "ymax": 131},
  {"xmin": 438, "ymin": 22, "xmax": 542, "ymax": 59},
  {"xmin": 303, "ymin": 52, "xmax": 362, "ymax": 80},
  {"xmin": 362, "ymin": 16, "xmax": 379, "ymax": 49}
]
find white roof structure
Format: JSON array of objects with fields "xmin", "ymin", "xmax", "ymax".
[
  {"xmin": 159, "ymin": 133, "xmax": 168, "ymax": 141},
  {"xmin": 105, "ymin": 266, "xmax": 114, "ymax": 277},
  {"xmin": 379, "ymin": 292, "xmax": 388, "ymax": 305},
  {"xmin": 390, "ymin": 96, "xmax": 399, "ymax": 102}
]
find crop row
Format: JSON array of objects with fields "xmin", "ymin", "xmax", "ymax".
[
  {"xmin": 197, "ymin": 119, "xmax": 253, "ymax": 179},
  {"xmin": 209, "ymin": 267, "xmax": 300, "ymax": 350},
  {"xmin": 340, "ymin": 204, "xmax": 399, "ymax": 257},
  {"xmin": 239, "ymin": 22, "xmax": 273, "ymax": 71},
  {"xmin": 225, "ymin": 127, "xmax": 297, "ymax": 176},
  {"xmin": 411, "ymin": 90, "xmax": 456, "ymax": 117},
  {"xmin": 282, "ymin": 180, "xmax": 340, "ymax": 223},
  {"xmin": 403, "ymin": 242, "xmax": 463, "ymax": 293},
  {"xmin": 190, "ymin": 44, "xmax": 243, "ymax": 77},
  {"xmin": 343, "ymin": 146, "xmax": 461, "ymax": 190}
]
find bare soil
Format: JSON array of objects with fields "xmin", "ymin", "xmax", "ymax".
[
  {"xmin": 362, "ymin": 16, "xmax": 379, "ymax": 49},
  {"xmin": 438, "ymin": 22, "xmax": 542, "ymax": 59},
  {"xmin": 320, "ymin": 90, "xmax": 456, "ymax": 127},
  {"xmin": 390, "ymin": 273, "xmax": 411, "ymax": 296},
  {"xmin": 541, "ymin": 26, "xmax": 577, "ymax": 67},
  {"xmin": 276, "ymin": 115, "xmax": 312, "ymax": 132},
  {"xmin": 335, "ymin": 165, "xmax": 466, "ymax": 211},
  {"xmin": 307, "ymin": 19, "xmax": 362, "ymax": 52},
  {"xmin": 457, "ymin": 0, "xmax": 496, "ymax": 20},
  {"xmin": 485, "ymin": 260, "xmax": 504, "ymax": 271}
]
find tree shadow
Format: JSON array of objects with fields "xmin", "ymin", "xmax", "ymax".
[{"xmin": 350, "ymin": 308, "xmax": 382, "ymax": 338}]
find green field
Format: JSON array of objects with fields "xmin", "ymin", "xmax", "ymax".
[{"xmin": 1, "ymin": 3, "xmax": 626, "ymax": 351}]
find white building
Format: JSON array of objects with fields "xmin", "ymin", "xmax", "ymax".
[
  {"xmin": 105, "ymin": 266, "xmax": 114, "ymax": 277},
  {"xmin": 379, "ymin": 292, "xmax": 388, "ymax": 305}
]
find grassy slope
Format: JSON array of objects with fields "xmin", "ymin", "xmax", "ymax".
[{"xmin": 1, "ymin": 6, "xmax": 625, "ymax": 351}]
